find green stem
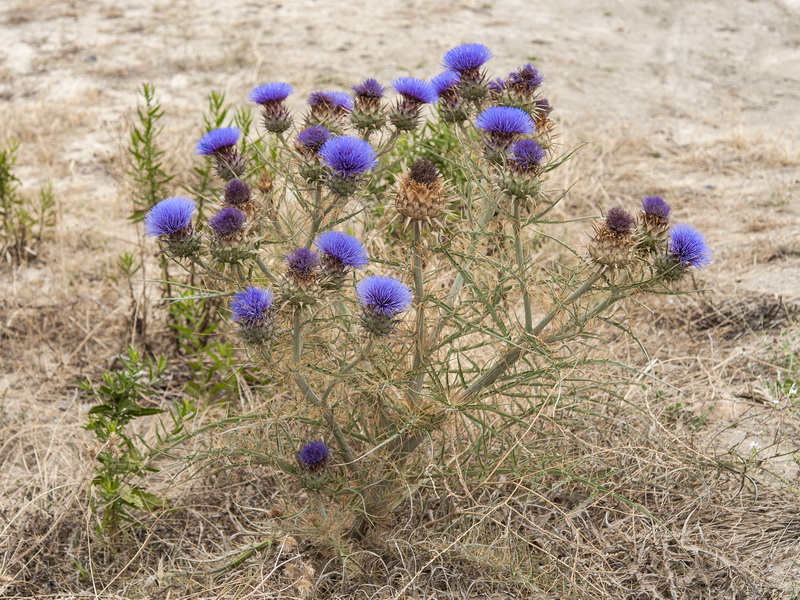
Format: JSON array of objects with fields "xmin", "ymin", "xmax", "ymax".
[
  {"xmin": 293, "ymin": 374, "xmax": 357, "ymax": 471},
  {"xmin": 305, "ymin": 184, "xmax": 324, "ymax": 247},
  {"xmin": 254, "ymin": 255, "xmax": 278, "ymax": 284},
  {"xmin": 459, "ymin": 266, "xmax": 607, "ymax": 403},
  {"xmin": 513, "ymin": 199, "xmax": 532, "ymax": 332},
  {"xmin": 292, "ymin": 308, "xmax": 303, "ymax": 364},
  {"xmin": 411, "ymin": 221, "xmax": 426, "ymax": 398}
]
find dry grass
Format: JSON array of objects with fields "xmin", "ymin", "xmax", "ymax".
[{"xmin": 2, "ymin": 0, "xmax": 800, "ymax": 595}]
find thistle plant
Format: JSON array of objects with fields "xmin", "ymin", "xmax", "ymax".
[{"xmin": 139, "ymin": 43, "xmax": 711, "ymax": 542}]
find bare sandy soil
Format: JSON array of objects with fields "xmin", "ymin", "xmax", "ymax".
[{"xmin": 1, "ymin": 0, "xmax": 800, "ymax": 597}]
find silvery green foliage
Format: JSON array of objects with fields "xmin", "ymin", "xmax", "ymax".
[{"xmin": 141, "ymin": 43, "xmax": 710, "ymax": 534}]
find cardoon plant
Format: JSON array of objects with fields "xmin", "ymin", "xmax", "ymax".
[{"xmin": 139, "ymin": 42, "xmax": 712, "ymax": 547}]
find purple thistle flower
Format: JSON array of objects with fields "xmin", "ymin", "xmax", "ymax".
[
  {"xmin": 642, "ymin": 196, "xmax": 671, "ymax": 220},
  {"xmin": 230, "ymin": 286, "xmax": 274, "ymax": 329},
  {"xmin": 297, "ymin": 441, "xmax": 330, "ymax": 472},
  {"xmin": 431, "ymin": 71, "xmax": 460, "ymax": 96},
  {"xmin": 315, "ymin": 231, "xmax": 368, "ymax": 269},
  {"xmin": 196, "ymin": 127, "xmax": 240, "ymax": 156},
  {"xmin": 391, "ymin": 77, "xmax": 437, "ymax": 105},
  {"xmin": 249, "ymin": 82, "xmax": 294, "ymax": 105},
  {"xmin": 319, "ymin": 136, "xmax": 378, "ymax": 177},
  {"xmin": 668, "ymin": 224, "xmax": 711, "ymax": 269},
  {"xmin": 509, "ymin": 139, "xmax": 546, "ymax": 172},
  {"xmin": 296, "ymin": 126, "xmax": 331, "ymax": 152},
  {"xmin": 488, "ymin": 77, "xmax": 507, "ymax": 94},
  {"xmin": 352, "ymin": 78, "xmax": 385, "ymax": 99},
  {"xmin": 442, "ymin": 43, "xmax": 493, "ymax": 73},
  {"xmin": 224, "ymin": 179, "xmax": 252, "ymax": 205},
  {"xmin": 508, "ymin": 64, "xmax": 544, "ymax": 93},
  {"xmin": 308, "ymin": 91, "xmax": 354, "ymax": 112},
  {"xmin": 296, "ymin": 126, "xmax": 332, "ymax": 154},
  {"xmin": 208, "ymin": 206, "xmax": 246, "ymax": 239},
  {"xmin": 605, "ymin": 207, "xmax": 635, "ymax": 235},
  {"xmin": 144, "ymin": 197, "xmax": 196, "ymax": 237},
  {"xmin": 285, "ymin": 247, "xmax": 320, "ymax": 280},
  {"xmin": 357, "ymin": 275, "xmax": 413, "ymax": 317},
  {"xmin": 475, "ymin": 106, "xmax": 535, "ymax": 136}
]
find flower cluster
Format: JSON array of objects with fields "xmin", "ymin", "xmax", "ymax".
[{"xmin": 588, "ymin": 196, "xmax": 711, "ymax": 278}]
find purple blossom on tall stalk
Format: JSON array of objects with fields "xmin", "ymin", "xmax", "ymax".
[
  {"xmin": 391, "ymin": 77, "xmax": 437, "ymax": 105},
  {"xmin": 605, "ymin": 206, "xmax": 635, "ymax": 235},
  {"xmin": 507, "ymin": 64, "xmax": 544, "ymax": 95},
  {"xmin": 442, "ymin": 43, "xmax": 493, "ymax": 73},
  {"xmin": 208, "ymin": 206, "xmax": 246, "ymax": 239},
  {"xmin": 295, "ymin": 126, "xmax": 331, "ymax": 154},
  {"xmin": 430, "ymin": 71, "xmax": 460, "ymax": 96},
  {"xmin": 195, "ymin": 127, "xmax": 240, "ymax": 155},
  {"xmin": 230, "ymin": 287, "xmax": 275, "ymax": 337},
  {"xmin": 357, "ymin": 275, "xmax": 413, "ymax": 336},
  {"xmin": 318, "ymin": 136, "xmax": 377, "ymax": 195},
  {"xmin": 250, "ymin": 82, "xmax": 294, "ymax": 134},
  {"xmin": 475, "ymin": 106, "xmax": 535, "ymax": 137},
  {"xmin": 642, "ymin": 196, "xmax": 671, "ymax": 220},
  {"xmin": 308, "ymin": 91, "xmax": 354, "ymax": 112},
  {"xmin": 224, "ymin": 179, "xmax": 252, "ymax": 205},
  {"xmin": 249, "ymin": 82, "xmax": 294, "ymax": 105},
  {"xmin": 668, "ymin": 224, "xmax": 711, "ymax": 269},
  {"xmin": 144, "ymin": 197, "xmax": 196, "ymax": 238},
  {"xmin": 509, "ymin": 139, "xmax": 546, "ymax": 173},
  {"xmin": 352, "ymin": 78, "xmax": 385, "ymax": 100},
  {"xmin": 285, "ymin": 247, "xmax": 320, "ymax": 281},
  {"xmin": 297, "ymin": 441, "xmax": 330, "ymax": 472},
  {"xmin": 315, "ymin": 231, "xmax": 369, "ymax": 270}
]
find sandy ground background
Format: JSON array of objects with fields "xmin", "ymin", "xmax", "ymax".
[{"xmin": 2, "ymin": 0, "xmax": 800, "ymax": 597}]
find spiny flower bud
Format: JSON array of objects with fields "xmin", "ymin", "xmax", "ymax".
[
  {"xmin": 656, "ymin": 223, "xmax": 712, "ymax": 281},
  {"xmin": 499, "ymin": 140, "xmax": 546, "ymax": 201},
  {"xmin": 356, "ymin": 275, "xmax": 413, "ymax": 337},
  {"xmin": 196, "ymin": 127, "xmax": 246, "ymax": 181},
  {"xmin": 318, "ymin": 136, "xmax": 378, "ymax": 197},
  {"xmin": 431, "ymin": 71, "xmax": 468, "ymax": 124},
  {"xmin": 395, "ymin": 158, "xmax": 448, "ymax": 226},
  {"xmin": 389, "ymin": 77, "xmax": 437, "ymax": 132},
  {"xmin": 224, "ymin": 179, "xmax": 252, "ymax": 206},
  {"xmin": 351, "ymin": 78, "xmax": 386, "ymax": 134},
  {"xmin": 637, "ymin": 195, "xmax": 671, "ymax": 253},
  {"xmin": 297, "ymin": 441, "xmax": 330, "ymax": 473},
  {"xmin": 230, "ymin": 286, "xmax": 276, "ymax": 344},
  {"xmin": 305, "ymin": 91, "xmax": 353, "ymax": 132},
  {"xmin": 281, "ymin": 247, "xmax": 321, "ymax": 307},
  {"xmin": 315, "ymin": 230, "xmax": 368, "ymax": 290},
  {"xmin": 442, "ymin": 43, "xmax": 492, "ymax": 103},
  {"xmin": 208, "ymin": 206, "xmax": 254, "ymax": 263},
  {"xmin": 144, "ymin": 196, "xmax": 200, "ymax": 258},
  {"xmin": 588, "ymin": 207, "xmax": 637, "ymax": 268},
  {"xmin": 249, "ymin": 82, "xmax": 294, "ymax": 134}
]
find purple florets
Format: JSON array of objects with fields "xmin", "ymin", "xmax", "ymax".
[
  {"xmin": 488, "ymin": 77, "xmax": 507, "ymax": 93},
  {"xmin": 308, "ymin": 91, "xmax": 354, "ymax": 112},
  {"xmin": 668, "ymin": 224, "xmax": 712, "ymax": 269},
  {"xmin": 208, "ymin": 206, "xmax": 246, "ymax": 239},
  {"xmin": 196, "ymin": 127, "xmax": 240, "ymax": 155},
  {"xmin": 475, "ymin": 106, "xmax": 535, "ymax": 136},
  {"xmin": 352, "ymin": 78, "xmax": 385, "ymax": 99},
  {"xmin": 296, "ymin": 126, "xmax": 331, "ymax": 153},
  {"xmin": 224, "ymin": 179, "xmax": 251, "ymax": 205},
  {"xmin": 430, "ymin": 71, "xmax": 460, "ymax": 96},
  {"xmin": 392, "ymin": 77, "xmax": 437, "ymax": 105},
  {"xmin": 249, "ymin": 82, "xmax": 294, "ymax": 105},
  {"xmin": 286, "ymin": 247, "xmax": 320, "ymax": 280},
  {"xmin": 297, "ymin": 441, "xmax": 330, "ymax": 472},
  {"xmin": 509, "ymin": 139, "xmax": 546, "ymax": 171},
  {"xmin": 315, "ymin": 231, "xmax": 369, "ymax": 269},
  {"xmin": 508, "ymin": 64, "xmax": 544, "ymax": 93},
  {"xmin": 642, "ymin": 196, "xmax": 671, "ymax": 220},
  {"xmin": 605, "ymin": 207, "xmax": 635, "ymax": 235},
  {"xmin": 230, "ymin": 286, "xmax": 274, "ymax": 329},
  {"xmin": 442, "ymin": 43, "xmax": 493, "ymax": 73},
  {"xmin": 318, "ymin": 136, "xmax": 378, "ymax": 177},
  {"xmin": 144, "ymin": 197, "xmax": 196, "ymax": 237},
  {"xmin": 357, "ymin": 275, "xmax": 413, "ymax": 317}
]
